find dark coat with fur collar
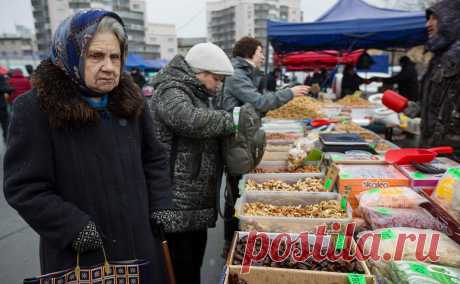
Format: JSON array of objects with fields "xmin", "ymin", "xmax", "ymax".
[{"xmin": 3, "ymin": 59, "xmax": 172, "ymax": 281}]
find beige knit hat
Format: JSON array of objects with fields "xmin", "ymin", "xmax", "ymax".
[{"xmin": 185, "ymin": 42, "xmax": 234, "ymax": 76}]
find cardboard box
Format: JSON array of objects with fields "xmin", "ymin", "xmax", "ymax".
[
  {"xmin": 337, "ymin": 164, "xmax": 410, "ymax": 209},
  {"xmin": 226, "ymin": 232, "xmax": 375, "ymax": 284}
]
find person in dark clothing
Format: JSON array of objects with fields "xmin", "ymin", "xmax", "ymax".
[
  {"xmin": 266, "ymin": 68, "xmax": 280, "ymax": 92},
  {"xmin": 149, "ymin": 42, "xmax": 235, "ymax": 284},
  {"xmin": 341, "ymin": 64, "xmax": 368, "ymax": 97},
  {"xmin": 0, "ymin": 74, "xmax": 13, "ymax": 141},
  {"xmin": 416, "ymin": 0, "xmax": 460, "ymax": 162},
  {"xmin": 7, "ymin": 68, "xmax": 32, "ymax": 103},
  {"xmin": 371, "ymin": 56, "xmax": 419, "ymax": 101},
  {"xmin": 25, "ymin": 64, "xmax": 34, "ymax": 78},
  {"xmin": 3, "ymin": 11, "xmax": 173, "ymax": 282},
  {"xmin": 130, "ymin": 67, "xmax": 146, "ymax": 89}
]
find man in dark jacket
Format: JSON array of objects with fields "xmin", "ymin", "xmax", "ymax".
[
  {"xmin": 149, "ymin": 42, "xmax": 235, "ymax": 284},
  {"xmin": 371, "ymin": 56, "xmax": 419, "ymax": 102},
  {"xmin": 419, "ymin": 0, "xmax": 460, "ymax": 162},
  {"xmin": 8, "ymin": 68, "xmax": 32, "ymax": 103},
  {"xmin": 130, "ymin": 67, "xmax": 146, "ymax": 89}
]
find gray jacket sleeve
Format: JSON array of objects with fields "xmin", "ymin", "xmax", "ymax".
[
  {"xmin": 155, "ymin": 87, "xmax": 235, "ymax": 139},
  {"xmin": 224, "ymin": 73, "xmax": 293, "ymax": 113}
]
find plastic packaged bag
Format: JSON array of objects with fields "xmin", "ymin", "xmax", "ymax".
[
  {"xmin": 358, "ymin": 187, "xmax": 427, "ymax": 208},
  {"xmin": 359, "ymin": 206, "xmax": 446, "ymax": 231},
  {"xmin": 287, "ymin": 146, "xmax": 306, "ymax": 171},
  {"xmin": 432, "ymin": 168, "xmax": 460, "ymax": 209},
  {"xmin": 373, "ymin": 261, "xmax": 460, "ymax": 284},
  {"xmin": 357, "ymin": 227, "xmax": 460, "ymax": 268}
]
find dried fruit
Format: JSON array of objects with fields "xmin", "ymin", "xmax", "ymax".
[{"xmin": 242, "ymin": 200, "xmax": 347, "ymax": 218}]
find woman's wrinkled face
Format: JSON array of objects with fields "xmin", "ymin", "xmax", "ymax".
[
  {"xmin": 84, "ymin": 32, "xmax": 121, "ymax": 93},
  {"xmin": 426, "ymin": 14, "xmax": 439, "ymax": 39}
]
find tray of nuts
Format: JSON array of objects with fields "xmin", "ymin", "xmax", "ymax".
[
  {"xmin": 239, "ymin": 173, "xmax": 325, "ymax": 195},
  {"xmin": 226, "ymin": 232, "xmax": 375, "ymax": 284},
  {"xmin": 234, "ymin": 193, "xmax": 352, "ymax": 233}
]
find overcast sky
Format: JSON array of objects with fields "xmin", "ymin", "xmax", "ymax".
[{"xmin": 0, "ymin": 0, "xmax": 392, "ymax": 37}]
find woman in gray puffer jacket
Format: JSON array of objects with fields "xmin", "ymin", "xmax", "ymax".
[{"xmin": 149, "ymin": 42, "xmax": 235, "ymax": 284}]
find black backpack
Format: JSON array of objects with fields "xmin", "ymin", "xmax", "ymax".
[{"xmin": 221, "ymin": 103, "xmax": 266, "ymax": 175}]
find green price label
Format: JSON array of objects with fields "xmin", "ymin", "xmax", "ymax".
[
  {"xmin": 380, "ymin": 229, "xmax": 396, "ymax": 240},
  {"xmin": 411, "ymin": 172, "xmax": 428, "ymax": 179},
  {"xmin": 336, "ymin": 234, "xmax": 345, "ymax": 250},
  {"xmin": 341, "ymin": 197, "xmax": 347, "ymax": 210},
  {"xmin": 409, "ymin": 263, "xmax": 429, "ymax": 276},
  {"xmin": 347, "ymin": 273, "xmax": 366, "ymax": 284},
  {"xmin": 375, "ymin": 207, "xmax": 392, "ymax": 216},
  {"xmin": 448, "ymin": 168, "xmax": 460, "ymax": 179},
  {"xmin": 431, "ymin": 272, "xmax": 455, "ymax": 284},
  {"xmin": 367, "ymin": 188, "xmax": 380, "ymax": 194},
  {"xmin": 325, "ymin": 178, "xmax": 333, "ymax": 190}
]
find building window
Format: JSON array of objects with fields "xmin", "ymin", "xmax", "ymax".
[
  {"xmin": 150, "ymin": 37, "xmax": 156, "ymax": 42},
  {"xmin": 168, "ymin": 48, "xmax": 175, "ymax": 53}
]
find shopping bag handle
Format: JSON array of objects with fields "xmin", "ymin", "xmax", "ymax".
[{"xmin": 75, "ymin": 246, "xmax": 110, "ymax": 281}]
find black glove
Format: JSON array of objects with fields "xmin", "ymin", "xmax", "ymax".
[{"xmin": 72, "ymin": 221, "xmax": 103, "ymax": 253}]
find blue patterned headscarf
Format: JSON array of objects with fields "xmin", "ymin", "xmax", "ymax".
[{"xmin": 50, "ymin": 9, "xmax": 127, "ymax": 94}]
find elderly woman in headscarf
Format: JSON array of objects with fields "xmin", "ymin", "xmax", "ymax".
[{"xmin": 3, "ymin": 10, "xmax": 172, "ymax": 282}]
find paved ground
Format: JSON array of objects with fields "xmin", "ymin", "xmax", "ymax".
[{"xmin": 0, "ymin": 139, "xmax": 226, "ymax": 283}]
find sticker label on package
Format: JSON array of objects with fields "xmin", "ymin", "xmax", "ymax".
[
  {"xmin": 411, "ymin": 172, "xmax": 428, "ymax": 179},
  {"xmin": 409, "ymin": 263, "xmax": 429, "ymax": 275},
  {"xmin": 375, "ymin": 207, "xmax": 392, "ymax": 216},
  {"xmin": 380, "ymin": 229, "xmax": 396, "ymax": 240},
  {"xmin": 336, "ymin": 234, "xmax": 345, "ymax": 250},
  {"xmin": 347, "ymin": 273, "xmax": 366, "ymax": 284}
]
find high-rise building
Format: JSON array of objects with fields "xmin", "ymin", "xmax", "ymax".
[
  {"xmin": 30, "ymin": 0, "xmax": 160, "ymax": 59},
  {"xmin": 206, "ymin": 0, "xmax": 302, "ymax": 55},
  {"xmin": 177, "ymin": 37, "xmax": 207, "ymax": 56},
  {"xmin": 146, "ymin": 23, "xmax": 178, "ymax": 61}
]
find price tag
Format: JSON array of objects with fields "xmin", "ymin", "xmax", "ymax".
[
  {"xmin": 324, "ymin": 178, "xmax": 333, "ymax": 190},
  {"xmin": 448, "ymin": 168, "xmax": 460, "ymax": 179},
  {"xmin": 340, "ymin": 173, "xmax": 353, "ymax": 179},
  {"xmin": 336, "ymin": 234, "xmax": 345, "ymax": 250},
  {"xmin": 347, "ymin": 273, "xmax": 366, "ymax": 284},
  {"xmin": 380, "ymin": 229, "xmax": 396, "ymax": 240},
  {"xmin": 341, "ymin": 197, "xmax": 347, "ymax": 210},
  {"xmin": 409, "ymin": 263, "xmax": 429, "ymax": 275},
  {"xmin": 375, "ymin": 207, "xmax": 392, "ymax": 216},
  {"xmin": 411, "ymin": 172, "xmax": 427, "ymax": 179}
]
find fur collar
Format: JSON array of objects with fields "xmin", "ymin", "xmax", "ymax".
[{"xmin": 32, "ymin": 59, "xmax": 144, "ymax": 128}]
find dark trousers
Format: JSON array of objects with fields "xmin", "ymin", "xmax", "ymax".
[
  {"xmin": 166, "ymin": 230, "xmax": 207, "ymax": 284},
  {"xmin": 0, "ymin": 105, "xmax": 8, "ymax": 142},
  {"xmin": 224, "ymin": 175, "xmax": 241, "ymax": 244}
]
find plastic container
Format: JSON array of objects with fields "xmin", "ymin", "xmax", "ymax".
[
  {"xmin": 235, "ymin": 192, "xmax": 352, "ymax": 233},
  {"xmin": 382, "ymin": 90, "xmax": 408, "ymax": 113},
  {"xmin": 239, "ymin": 172, "xmax": 325, "ymax": 195}
]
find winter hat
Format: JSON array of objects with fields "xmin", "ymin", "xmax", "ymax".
[{"xmin": 185, "ymin": 42, "xmax": 234, "ymax": 76}]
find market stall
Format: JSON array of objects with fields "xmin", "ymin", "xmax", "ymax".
[{"xmin": 223, "ymin": 95, "xmax": 460, "ymax": 284}]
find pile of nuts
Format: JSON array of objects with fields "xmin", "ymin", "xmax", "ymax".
[
  {"xmin": 336, "ymin": 95, "xmax": 370, "ymax": 107},
  {"xmin": 232, "ymin": 235, "xmax": 365, "ymax": 273},
  {"xmin": 246, "ymin": 178, "xmax": 323, "ymax": 192},
  {"xmin": 252, "ymin": 165, "xmax": 321, "ymax": 173},
  {"xmin": 242, "ymin": 200, "xmax": 347, "ymax": 218},
  {"xmin": 266, "ymin": 97, "xmax": 323, "ymax": 120}
]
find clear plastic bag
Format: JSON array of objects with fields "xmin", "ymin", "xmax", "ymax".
[
  {"xmin": 287, "ymin": 146, "xmax": 307, "ymax": 171},
  {"xmin": 358, "ymin": 187, "xmax": 427, "ymax": 208},
  {"xmin": 432, "ymin": 168, "xmax": 460, "ymax": 208},
  {"xmin": 359, "ymin": 206, "xmax": 446, "ymax": 231},
  {"xmin": 357, "ymin": 227, "xmax": 460, "ymax": 268}
]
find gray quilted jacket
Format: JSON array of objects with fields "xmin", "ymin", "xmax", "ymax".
[
  {"xmin": 221, "ymin": 57, "xmax": 293, "ymax": 112},
  {"xmin": 149, "ymin": 55, "xmax": 234, "ymax": 232}
]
